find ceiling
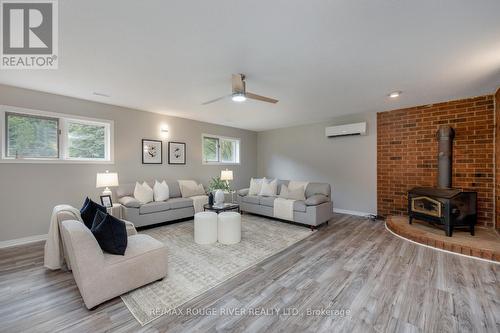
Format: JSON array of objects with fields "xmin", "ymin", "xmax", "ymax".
[{"xmin": 1, "ymin": 0, "xmax": 500, "ymax": 131}]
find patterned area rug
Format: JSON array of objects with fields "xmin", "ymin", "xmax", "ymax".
[{"xmin": 121, "ymin": 214, "xmax": 313, "ymax": 326}]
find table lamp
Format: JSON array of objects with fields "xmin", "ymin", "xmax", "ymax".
[
  {"xmin": 220, "ymin": 169, "xmax": 233, "ymax": 185},
  {"xmin": 220, "ymin": 169, "xmax": 234, "ymax": 202},
  {"xmin": 96, "ymin": 170, "xmax": 119, "ymax": 196}
]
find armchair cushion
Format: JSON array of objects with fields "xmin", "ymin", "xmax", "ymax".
[
  {"xmin": 305, "ymin": 194, "xmax": 329, "ymax": 206},
  {"xmin": 80, "ymin": 197, "xmax": 106, "ymax": 229},
  {"xmin": 119, "ymin": 196, "xmax": 141, "ymax": 208},
  {"xmin": 91, "ymin": 211, "xmax": 128, "ymax": 255}
]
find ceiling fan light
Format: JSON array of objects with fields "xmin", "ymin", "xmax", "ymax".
[{"xmin": 232, "ymin": 93, "xmax": 246, "ymax": 102}]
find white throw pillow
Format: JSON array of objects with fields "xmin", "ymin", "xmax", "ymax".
[
  {"xmin": 179, "ymin": 180, "xmax": 206, "ymax": 198},
  {"xmin": 134, "ymin": 181, "xmax": 153, "ymax": 204},
  {"xmin": 248, "ymin": 178, "xmax": 264, "ymax": 196},
  {"xmin": 259, "ymin": 178, "xmax": 277, "ymax": 196},
  {"xmin": 279, "ymin": 184, "xmax": 306, "ymax": 200},
  {"xmin": 153, "ymin": 180, "xmax": 169, "ymax": 202}
]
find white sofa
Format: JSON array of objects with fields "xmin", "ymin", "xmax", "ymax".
[{"xmin": 60, "ymin": 220, "xmax": 168, "ymax": 309}]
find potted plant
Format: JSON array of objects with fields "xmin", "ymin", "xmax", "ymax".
[{"xmin": 208, "ymin": 176, "xmax": 230, "ymax": 205}]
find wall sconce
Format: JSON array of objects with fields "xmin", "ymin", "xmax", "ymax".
[{"xmin": 160, "ymin": 125, "xmax": 169, "ymax": 139}]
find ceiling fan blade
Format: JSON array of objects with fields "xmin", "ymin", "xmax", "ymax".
[
  {"xmin": 232, "ymin": 74, "xmax": 245, "ymax": 93},
  {"xmin": 201, "ymin": 95, "xmax": 230, "ymax": 105},
  {"xmin": 246, "ymin": 92, "xmax": 279, "ymax": 104}
]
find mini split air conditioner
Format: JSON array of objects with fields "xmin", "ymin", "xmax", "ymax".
[{"xmin": 325, "ymin": 122, "xmax": 367, "ymax": 138}]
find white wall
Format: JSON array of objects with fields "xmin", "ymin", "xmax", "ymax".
[
  {"xmin": 0, "ymin": 85, "xmax": 257, "ymax": 241},
  {"xmin": 257, "ymin": 112, "xmax": 377, "ymax": 215}
]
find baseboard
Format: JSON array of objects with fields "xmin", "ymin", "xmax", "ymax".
[
  {"xmin": 0, "ymin": 234, "xmax": 47, "ymax": 249},
  {"xmin": 332, "ymin": 208, "xmax": 372, "ymax": 217}
]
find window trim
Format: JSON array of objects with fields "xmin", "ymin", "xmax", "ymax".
[
  {"xmin": 0, "ymin": 105, "xmax": 114, "ymax": 164},
  {"xmin": 201, "ymin": 133, "xmax": 240, "ymax": 165}
]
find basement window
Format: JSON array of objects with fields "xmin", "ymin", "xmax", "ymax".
[
  {"xmin": 202, "ymin": 134, "xmax": 240, "ymax": 165},
  {"xmin": 1, "ymin": 106, "xmax": 113, "ymax": 163}
]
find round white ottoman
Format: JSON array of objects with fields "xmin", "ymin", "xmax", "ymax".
[
  {"xmin": 217, "ymin": 212, "xmax": 241, "ymax": 245},
  {"xmin": 194, "ymin": 212, "xmax": 218, "ymax": 244}
]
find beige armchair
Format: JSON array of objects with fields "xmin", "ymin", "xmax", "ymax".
[
  {"xmin": 60, "ymin": 220, "xmax": 167, "ymax": 309},
  {"xmin": 55, "ymin": 209, "xmax": 137, "ymax": 270}
]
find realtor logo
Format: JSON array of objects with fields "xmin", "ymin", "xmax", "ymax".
[{"xmin": 1, "ymin": 0, "xmax": 58, "ymax": 69}]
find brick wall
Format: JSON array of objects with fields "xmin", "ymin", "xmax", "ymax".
[
  {"xmin": 377, "ymin": 95, "xmax": 495, "ymax": 227},
  {"xmin": 496, "ymin": 88, "xmax": 500, "ymax": 230}
]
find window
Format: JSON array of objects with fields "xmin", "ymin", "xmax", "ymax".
[
  {"xmin": 202, "ymin": 134, "xmax": 240, "ymax": 164},
  {"xmin": 1, "ymin": 106, "xmax": 113, "ymax": 163},
  {"xmin": 67, "ymin": 120, "xmax": 106, "ymax": 160},
  {"xmin": 6, "ymin": 113, "xmax": 59, "ymax": 159}
]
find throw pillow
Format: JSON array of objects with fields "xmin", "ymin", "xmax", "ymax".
[
  {"xmin": 179, "ymin": 180, "xmax": 206, "ymax": 197},
  {"xmin": 279, "ymin": 184, "xmax": 306, "ymax": 200},
  {"xmin": 80, "ymin": 197, "xmax": 106, "ymax": 229},
  {"xmin": 153, "ymin": 180, "xmax": 169, "ymax": 201},
  {"xmin": 248, "ymin": 178, "xmax": 264, "ymax": 196},
  {"xmin": 259, "ymin": 178, "xmax": 277, "ymax": 196},
  {"xmin": 91, "ymin": 210, "xmax": 127, "ymax": 255},
  {"xmin": 134, "ymin": 181, "xmax": 153, "ymax": 204}
]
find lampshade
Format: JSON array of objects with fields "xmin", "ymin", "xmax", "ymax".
[
  {"xmin": 220, "ymin": 169, "xmax": 233, "ymax": 181},
  {"xmin": 96, "ymin": 171, "xmax": 119, "ymax": 188}
]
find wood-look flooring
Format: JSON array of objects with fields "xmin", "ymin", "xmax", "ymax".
[{"xmin": 0, "ymin": 214, "xmax": 498, "ymax": 333}]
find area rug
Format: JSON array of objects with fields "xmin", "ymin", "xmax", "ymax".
[{"xmin": 121, "ymin": 214, "xmax": 313, "ymax": 326}]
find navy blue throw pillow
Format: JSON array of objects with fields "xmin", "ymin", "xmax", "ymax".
[
  {"xmin": 91, "ymin": 210, "xmax": 128, "ymax": 255},
  {"xmin": 80, "ymin": 197, "xmax": 106, "ymax": 229}
]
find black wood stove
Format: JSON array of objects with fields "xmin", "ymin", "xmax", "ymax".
[{"xmin": 408, "ymin": 126, "xmax": 477, "ymax": 237}]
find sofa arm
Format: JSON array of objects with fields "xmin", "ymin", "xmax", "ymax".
[
  {"xmin": 305, "ymin": 194, "xmax": 329, "ymax": 206},
  {"xmin": 238, "ymin": 188, "xmax": 249, "ymax": 196},
  {"xmin": 119, "ymin": 196, "xmax": 141, "ymax": 208}
]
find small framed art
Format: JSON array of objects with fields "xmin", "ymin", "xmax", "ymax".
[
  {"xmin": 142, "ymin": 139, "xmax": 163, "ymax": 164},
  {"xmin": 168, "ymin": 142, "xmax": 186, "ymax": 165}
]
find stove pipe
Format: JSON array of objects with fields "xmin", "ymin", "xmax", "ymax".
[{"xmin": 436, "ymin": 126, "xmax": 455, "ymax": 188}]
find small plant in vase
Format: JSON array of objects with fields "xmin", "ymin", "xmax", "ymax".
[{"xmin": 208, "ymin": 176, "xmax": 230, "ymax": 206}]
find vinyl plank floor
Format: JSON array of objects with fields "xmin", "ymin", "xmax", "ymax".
[{"xmin": 0, "ymin": 214, "xmax": 498, "ymax": 333}]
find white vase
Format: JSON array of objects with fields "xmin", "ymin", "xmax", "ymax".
[{"xmin": 214, "ymin": 189, "xmax": 225, "ymax": 206}]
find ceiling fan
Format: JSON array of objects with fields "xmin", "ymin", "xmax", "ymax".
[{"xmin": 202, "ymin": 74, "xmax": 278, "ymax": 105}]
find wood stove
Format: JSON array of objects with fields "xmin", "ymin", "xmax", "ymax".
[{"xmin": 407, "ymin": 126, "xmax": 477, "ymax": 237}]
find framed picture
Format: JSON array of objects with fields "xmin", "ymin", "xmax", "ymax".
[
  {"xmin": 142, "ymin": 139, "xmax": 162, "ymax": 164},
  {"xmin": 168, "ymin": 142, "xmax": 186, "ymax": 165},
  {"xmin": 100, "ymin": 195, "xmax": 113, "ymax": 208}
]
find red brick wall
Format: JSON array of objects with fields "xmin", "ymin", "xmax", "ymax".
[
  {"xmin": 496, "ymin": 88, "xmax": 500, "ymax": 230},
  {"xmin": 377, "ymin": 95, "xmax": 495, "ymax": 227}
]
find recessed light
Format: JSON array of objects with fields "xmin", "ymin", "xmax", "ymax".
[
  {"xmin": 231, "ymin": 93, "xmax": 246, "ymax": 102},
  {"xmin": 93, "ymin": 92, "xmax": 110, "ymax": 97},
  {"xmin": 388, "ymin": 91, "xmax": 402, "ymax": 98}
]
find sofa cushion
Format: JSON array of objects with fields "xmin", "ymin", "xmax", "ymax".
[
  {"xmin": 293, "ymin": 200, "xmax": 307, "ymax": 212},
  {"xmin": 168, "ymin": 197, "xmax": 194, "ymax": 209},
  {"xmin": 259, "ymin": 196, "xmax": 276, "ymax": 207},
  {"xmin": 305, "ymin": 183, "xmax": 331, "ymax": 198},
  {"xmin": 242, "ymin": 195, "xmax": 260, "ymax": 205},
  {"xmin": 91, "ymin": 210, "xmax": 127, "ymax": 255},
  {"xmin": 305, "ymin": 194, "xmax": 329, "ymax": 206},
  {"xmin": 139, "ymin": 201, "xmax": 171, "ymax": 215},
  {"xmin": 119, "ymin": 196, "xmax": 141, "ymax": 208},
  {"xmin": 258, "ymin": 196, "xmax": 306, "ymax": 212}
]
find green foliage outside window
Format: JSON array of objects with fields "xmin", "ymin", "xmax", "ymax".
[
  {"xmin": 68, "ymin": 122, "xmax": 105, "ymax": 159},
  {"xmin": 7, "ymin": 113, "xmax": 58, "ymax": 158}
]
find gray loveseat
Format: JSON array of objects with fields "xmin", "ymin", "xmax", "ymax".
[
  {"xmin": 116, "ymin": 181, "xmax": 197, "ymax": 227},
  {"xmin": 238, "ymin": 179, "xmax": 333, "ymax": 228}
]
